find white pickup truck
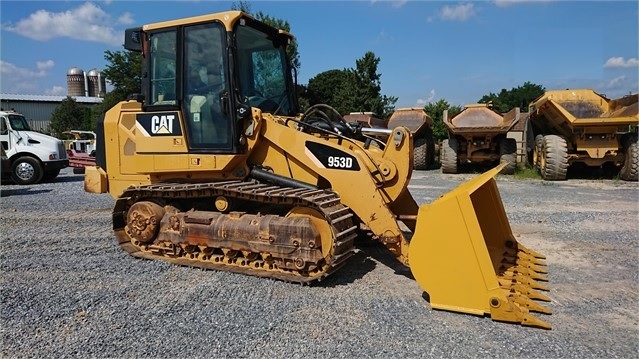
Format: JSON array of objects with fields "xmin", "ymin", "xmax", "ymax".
[{"xmin": 0, "ymin": 110, "xmax": 68, "ymax": 184}]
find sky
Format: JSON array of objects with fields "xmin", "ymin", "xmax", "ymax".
[{"xmin": 1, "ymin": 0, "xmax": 638, "ymax": 108}]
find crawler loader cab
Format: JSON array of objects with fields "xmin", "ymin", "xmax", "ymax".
[
  {"xmin": 121, "ymin": 12, "xmax": 298, "ymax": 153},
  {"xmin": 85, "ymin": 10, "xmax": 553, "ymax": 330}
]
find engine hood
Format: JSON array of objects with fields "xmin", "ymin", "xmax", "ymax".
[{"xmin": 21, "ymin": 131, "xmax": 61, "ymax": 146}]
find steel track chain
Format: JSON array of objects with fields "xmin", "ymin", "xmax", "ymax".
[{"xmin": 112, "ymin": 180, "xmax": 358, "ymax": 284}]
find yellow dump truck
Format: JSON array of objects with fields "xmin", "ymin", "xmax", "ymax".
[
  {"xmin": 441, "ymin": 104, "xmax": 521, "ymax": 174},
  {"xmin": 527, "ymin": 89, "xmax": 638, "ymax": 180},
  {"xmin": 387, "ymin": 108, "xmax": 436, "ymax": 170}
]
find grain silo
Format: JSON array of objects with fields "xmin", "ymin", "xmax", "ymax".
[
  {"xmin": 67, "ymin": 67, "xmax": 86, "ymax": 97},
  {"xmin": 86, "ymin": 68, "xmax": 106, "ymax": 97}
]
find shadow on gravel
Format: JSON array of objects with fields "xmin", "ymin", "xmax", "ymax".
[
  {"xmin": 566, "ymin": 163, "xmax": 621, "ymax": 180},
  {"xmin": 319, "ymin": 238, "xmax": 414, "ymax": 288},
  {"xmin": 45, "ymin": 174, "xmax": 85, "ymax": 183},
  {"xmin": 0, "ymin": 172, "xmax": 83, "ymax": 187},
  {"xmin": 316, "ymin": 250, "xmax": 376, "ymax": 287},
  {"xmin": 357, "ymin": 240, "xmax": 414, "ymax": 279},
  {"xmin": 1, "ymin": 188, "xmax": 52, "ymax": 197}
]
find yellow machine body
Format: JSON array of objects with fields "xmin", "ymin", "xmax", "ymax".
[{"xmin": 85, "ymin": 10, "xmax": 551, "ymax": 329}]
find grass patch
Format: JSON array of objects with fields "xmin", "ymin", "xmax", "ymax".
[{"xmin": 513, "ymin": 164, "xmax": 541, "ymax": 180}]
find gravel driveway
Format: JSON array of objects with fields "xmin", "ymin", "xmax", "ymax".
[{"xmin": 1, "ymin": 168, "xmax": 637, "ymax": 358}]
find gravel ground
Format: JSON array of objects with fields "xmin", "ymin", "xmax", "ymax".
[{"xmin": 1, "ymin": 167, "xmax": 637, "ymax": 358}]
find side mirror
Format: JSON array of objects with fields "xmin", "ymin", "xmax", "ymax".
[{"xmin": 124, "ymin": 27, "xmax": 143, "ymax": 52}]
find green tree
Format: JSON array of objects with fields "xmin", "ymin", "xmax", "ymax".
[
  {"xmin": 305, "ymin": 52, "xmax": 397, "ymax": 118},
  {"xmin": 478, "ymin": 81, "xmax": 545, "ymax": 112},
  {"xmin": 88, "ymin": 49, "xmax": 142, "ymax": 130},
  {"xmin": 295, "ymin": 84, "xmax": 310, "ymax": 112},
  {"xmin": 348, "ymin": 52, "xmax": 397, "ymax": 118},
  {"xmin": 306, "ymin": 69, "xmax": 350, "ymax": 109},
  {"xmin": 101, "ymin": 49, "xmax": 142, "ymax": 99},
  {"xmin": 49, "ymin": 97, "xmax": 93, "ymax": 137},
  {"xmin": 423, "ymin": 99, "xmax": 462, "ymax": 140}
]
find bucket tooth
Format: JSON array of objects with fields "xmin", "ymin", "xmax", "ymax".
[
  {"xmin": 518, "ymin": 244, "xmax": 546, "ymax": 260},
  {"xmin": 501, "ymin": 266, "xmax": 549, "ymax": 282},
  {"xmin": 509, "ymin": 293, "xmax": 553, "ymax": 314},
  {"xmin": 499, "ymin": 274, "xmax": 550, "ymax": 291},
  {"xmin": 511, "ymin": 249, "xmax": 547, "ymax": 266},
  {"xmin": 521, "ymin": 313, "xmax": 553, "ymax": 330},
  {"xmin": 518, "ymin": 259, "xmax": 548, "ymax": 273},
  {"xmin": 488, "ymin": 296, "xmax": 552, "ymax": 329},
  {"xmin": 502, "ymin": 257, "xmax": 548, "ymax": 274},
  {"xmin": 503, "ymin": 249, "xmax": 548, "ymax": 268},
  {"xmin": 506, "ymin": 283, "xmax": 552, "ymax": 302}
]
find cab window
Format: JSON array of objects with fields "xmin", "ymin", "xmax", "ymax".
[
  {"xmin": 182, "ymin": 23, "xmax": 232, "ymax": 150},
  {"xmin": 150, "ymin": 31, "xmax": 177, "ymax": 105}
]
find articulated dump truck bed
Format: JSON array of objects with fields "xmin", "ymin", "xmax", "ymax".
[
  {"xmin": 530, "ymin": 89, "xmax": 638, "ymax": 133},
  {"xmin": 445, "ymin": 104, "xmax": 520, "ymax": 135}
]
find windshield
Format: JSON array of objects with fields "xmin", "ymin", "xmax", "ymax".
[
  {"xmin": 235, "ymin": 23, "xmax": 294, "ymax": 115},
  {"xmin": 8, "ymin": 115, "xmax": 32, "ymax": 131}
]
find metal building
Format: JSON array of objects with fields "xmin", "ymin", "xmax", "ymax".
[{"xmin": 0, "ymin": 94, "xmax": 103, "ymax": 133}]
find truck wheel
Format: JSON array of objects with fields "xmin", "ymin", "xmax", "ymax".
[
  {"xmin": 540, "ymin": 135, "xmax": 568, "ymax": 180},
  {"xmin": 413, "ymin": 131, "xmax": 436, "ymax": 170},
  {"xmin": 414, "ymin": 137, "xmax": 428, "ymax": 170},
  {"xmin": 533, "ymin": 135, "xmax": 544, "ymax": 169},
  {"xmin": 10, "ymin": 156, "xmax": 44, "ymax": 185},
  {"xmin": 499, "ymin": 138, "xmax": 517, "ymax": 175},
  {"xmin": 426, "ymin": 132, "xmax": 436, "ymax": 169},
  {"xmin": 441, "ymin": 138, "xmax": 458, "ymax": 174},
  {"xmin": 619, "ymin": 135, "xmax": 638, "ymax": 181}
]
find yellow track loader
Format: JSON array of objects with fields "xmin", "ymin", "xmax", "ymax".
[{"xmin": 84, "ymin": 11, "xmax": 552, "ymax": 329}]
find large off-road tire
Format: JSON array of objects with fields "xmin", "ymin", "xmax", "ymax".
[
  {"xmin": 499, "ymin": 137, "xmax": 517, "ymax": 175},
  {"xmin": 619, "ymin": 134, "xmax": 638, "ymax": 181},
  {"xmin": 533, "ymin": 134, "xmax": 544, "ymax": 169},
  {"xmin": 414, "ymin": 137, "xmax": 428, "ymax": 170},
  {"xmin": 540, "ymin": 135, "xmax": 568, "ymax": 180},
  {"xmin": 10, "ymin": 156, "xmax": 44, "ymax": 185},
  {"xmin": 441, "ymin": 138, "xmax": 458, "ymax": 174},
  {"xmin": 413, "ymin": 132, "xmax": 436, "ymax": 170}
]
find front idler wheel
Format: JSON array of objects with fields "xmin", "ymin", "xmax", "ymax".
[{"xmin": 125, "ymin": 201, "xmax": 166, "ymax": 244}]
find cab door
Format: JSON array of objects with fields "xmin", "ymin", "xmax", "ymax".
[{"xmin": 0, "ymin": 117, "xmax": 11, "ymax": 153}]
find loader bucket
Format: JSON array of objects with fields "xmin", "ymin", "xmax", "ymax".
[{"xmin": 408, "ymin": 164, "xmax": 552, "ymax": 329}]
